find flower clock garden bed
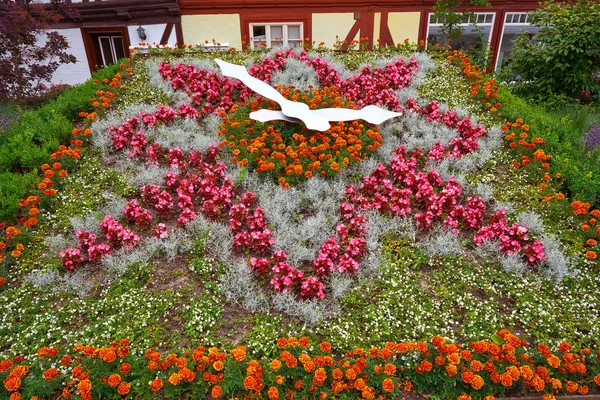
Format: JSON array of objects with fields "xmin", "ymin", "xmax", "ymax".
[{"xmin": 0, "ymin": 47, "xmax": 599, "ymax": 400}]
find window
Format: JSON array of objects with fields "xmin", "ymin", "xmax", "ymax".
[
  {"xmin": 427, "ymin": 12, "xmax": 495, "ymax": 51},
  {"xmin": 97, "ymin": 35, "xmax": 126, "ymax": 66},
  {"xmin": 495, "ymin": 12, "xmax": 543, "ymax": 70},
  {"xmin": 82, "ymin": 27, "xmax": 130, "ymax": 72},
  {"xmin": 249, "ymin": 22, "xmax": 303, "ymax": 49}
]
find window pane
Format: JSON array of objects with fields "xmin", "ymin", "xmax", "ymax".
[
  {"xmin": 253, "ymin": 25, "xmax": 266, "ymax": 40},
  {"xmin": 270, "ymin": 25, "xmax": 283, "ymax": 40},
  {"xmin": 485, "ymin": 14, "xmax": 493, "ymax": 23},
  {"xmin": 288, "ymin": 25, "xmax": 300, "ymax": 40},
  {"xmin": 113, "ymin": 36, "xmax": 125, "ymax": 60},
  {"xmin": 99, "ymin": 37, "xmax": 114, "ymax": 65},
  {"xmin": 505, "ymin": 13, "xmax": 512, "ymax": 23},
  {"xmin": 520, "ymin": 14, "xmax": 527, "ymax": 23}
]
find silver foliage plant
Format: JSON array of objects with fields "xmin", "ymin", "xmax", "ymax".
[
  {"xmin": 271, "ymin": 58, "xmax": 320, "ymax": 91},
  {"xmin": 98, "ymin": 192, "xmax": 127, "ymax": 219},
  {"xmin": 472, "ymin": 182, "xmax": 495, "ymax": 203},
  {"xmin": 219, "ymin": 260, "xmax": 269, "ymax": 313},
  {"xmin": 271, "ymin": 292, "xmax": 323, "ymax": 326},
  {"xmin": 44, "ymin": 233, "xmax": 76, "ymax": 253},
  {"xmin": 421, "ymin": 225, "xmax": 465, "ymax": 257},
  {"xmin": 154, "ymin": 116, "xmax": 219, "ymax": 153},
  {"xmin": 499, "ymin": 254, "xmax": 526, "ymax": 275},
  {"xmin": 517, "ymin": 211, "xmax": 546, "ymax": 236},
  {"xmin": 24, "ymin": 268, "xmax": 92, "ymax": 298},
  {"xmin": 538, "ymin": 235, "xmax": 575, "ymax": 283},
  {"xmin": 145, "ymin": 58, "xmax": 191, "ymax": 104}
]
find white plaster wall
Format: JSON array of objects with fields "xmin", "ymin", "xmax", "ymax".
[
  {"xmin": 128, "ymin": 23, "xmax": 176, "ymax": 47},
  {"xmin": 388, "ymin": 12, "xmax": 421, "ymax": 44},
  {"xmin": 373, "ymin": 12, "xmax": 381, "ymax": 44},
  {"xmin": 312, "ymin": 13, "xmax": 357, "ymax": 47},
  {"xmin": 181, "ymin": 14, "xmax": 241, "ymax": 49},
  {"xmin": 38, "ymin": 28, "xmax": 91, "ymax": 86}
]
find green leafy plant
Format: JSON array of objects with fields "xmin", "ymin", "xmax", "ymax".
[
  {"xmin": 431, "ymin": 0, "xmax": 491, "ymax": 41},
  {"xmin": 498, "ymin": 0, "xmax": 600, "ymax": 104}
]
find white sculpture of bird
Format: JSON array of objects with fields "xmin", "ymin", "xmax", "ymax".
[{"xmin": 215, "ymin": 59, "xmax": 402, "ymax": 132}]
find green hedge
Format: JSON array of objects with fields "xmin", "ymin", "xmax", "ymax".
[
  {"xmin": 498, "ymin": 86, "xmax": 600, "ymax": 204},
  {"xmin": 0, "ymin": 63, "xmax": 123, "ymax": 221}
]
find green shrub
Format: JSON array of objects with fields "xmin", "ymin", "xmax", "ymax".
[
  {"xmin": 498, "ymin": 0, "xmax": 600, "ymax": 104},
  {"xmin": 498, "ymin": 86, "xmax": 600, "ymax": 202},
  {"xmin": 0, "ymin": 171, "xmax": 38, "ymax": 221},
  {"xmin": 0, "ymin": 62, "xmax": 124, "ymax": 221}
]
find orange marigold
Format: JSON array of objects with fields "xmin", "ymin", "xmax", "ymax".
[
  {"xmin": 244, "ymin": 376, "xmax": 258, "ymax": 391},
  {"xmin": 117, "ymin": 382, "xmax": 130, "ymax": 395},
  {"xmin": 213, "ymin": 360, "xmax": 224, "ymax": 371},
  {"xmin": 77, "ymin": 379, "xmax": 92, "ymax": 393},
  {"xmin": 11, "ymin": 366, "xmax": 28, "ymax": 379},
  {"xmin": 547, "ymin": 355, "xmax": 561, "ymax": 368},
  {"xmin": 500, "ymin": 373, "xmax": 513, "ymax": 387},
  {"xmin": 446, "ymin": 364, "xmax": 457, "ymax": 377},
  {"xmin": 470, "ymin": 360, "xmax": 483, "ymax": 372},
  {"xmin": 211, "ymin": 385, "xmax": 223, "ymax": 398},
  {"xmin": 231, "ymin": 346, "xmax": 246, "ymax": 362},
  {"xmin": 150, "ymin": 378, "xmax": 163, "ymax": 392},
  {"xmin": 0, "ymin": 360, "xmax": 12, "ymax": 372},
  {"xmin": 3, "ymin": 374, "xmax": 20, "ymax": 392},
  {"xmin": 43, "ymin": 368, "xmax": 59, "ymax": 381},
  {"xmin": 384, "ymin": 363, "xmax": 396, "ymax": 376},
  {"xmin": 382, "ymin": 378, "xmax": 394, "ymax": 392},
  {"xmin": 586, "ymin": 251, "xmax": 597, "ymax": 260},
  {"xmin": 268, "ymin": 386, "xmax": 279, "ymax": 400},
  {"xmin": 471, "ymin": 374, "xmax": 484, "ymax": 390},
  {"xmin": 566, "ymin": 381, "xmax": 578, "ymax": 393},
  {"xmin": 461, "ymin": 370, "xmax": 475, "ymax": 384}
]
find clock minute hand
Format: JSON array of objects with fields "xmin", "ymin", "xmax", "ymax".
[{"xmin": 215, "ymin": 58, "xmax": 331, "ymax": 132}]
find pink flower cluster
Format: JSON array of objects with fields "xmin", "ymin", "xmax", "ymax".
[
  {"xmin": 58, "ymin": 229, "xmax": 114, "ymax": 271},
  {"xmin": 157, "ymin": 49, "xmax": 293, "ymax": 116},
  {"xmin": 108, "ymin": 105, "xmax": 197, "ymax": 160},
  {"xmin": 229, "ymin": 195, "xmax": 274, "ymax": 255},
  {"xmin": 474, "ymin": 210, "xmax": 546, "ymax": 264},
  {"xmin": 344, "ymin": 145, "xmax": 545, "ymax": 264},
  {"xmin": 302, "ymin": 54, "xmax": 419, "ymax": 111},
  {"xmin": 123, "ymin": 199, "xmax": 152, "ymax": 227},
  {"xmin": 63, "ymin": 55, "xmax": 548, "ymax": 297},
  {"xmin": 100, "ymin": 215, "xmax": 140, "ymax": 250},
  {"xmin": 256, "ymin": 201, "xmax": 368, "ymax": 299}
]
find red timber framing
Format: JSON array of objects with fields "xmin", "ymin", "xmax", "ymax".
[{"xmin": 179, "ymin": 0, "xmax": 540, "ymax": 67}]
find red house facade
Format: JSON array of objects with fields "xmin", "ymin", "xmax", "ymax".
[{"xmin": 46, "ymin": 0, "xmax": 542, "ymax": 85}]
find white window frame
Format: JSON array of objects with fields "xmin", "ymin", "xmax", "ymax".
[
  {"xmin": 426, "ymin": 12, "xmax": 496, "ymax": 47},
  {"xmin": 495, "ymin": 12, "xmax": 541, "ymax": 70},
  {"xmin": 249, "ymin": 22, "xmax": 303, "ymax": 49},
  {"xmin": 97, "ymin": 35, "xmax": 123, "ymax": 66}
]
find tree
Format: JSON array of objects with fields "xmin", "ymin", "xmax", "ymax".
[
  {"xmin": 0, "ymin": 0, "xmax": 77, "ymax": 101},
  {"xmin": 431, "ymin": 0, "xmax": 491, "ymax": 41},
  {"xmin": 499, "ymin": 0, "xmax": 600, "ymax": 104}
]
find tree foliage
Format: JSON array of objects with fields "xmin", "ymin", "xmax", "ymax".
[
  {"xmin": 0, "ymin": 0, "xmax": 77, "ymax": 101},
  {"xmin": 499, "ymin": 0, "xmax": 600, "ymax": 104},
  {"xmin": 431, "ymin": 0, "xmax": 491, "ymax": 40}
]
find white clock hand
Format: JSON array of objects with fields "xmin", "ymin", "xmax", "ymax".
[{"xmin": 215, "ymin": 58, "xmax": 332, "ymax": 131}]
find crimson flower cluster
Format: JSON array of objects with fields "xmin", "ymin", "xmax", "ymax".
[{"xmin": 344, "ymin": 146, "xmax": 545, "ymax": 265}]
